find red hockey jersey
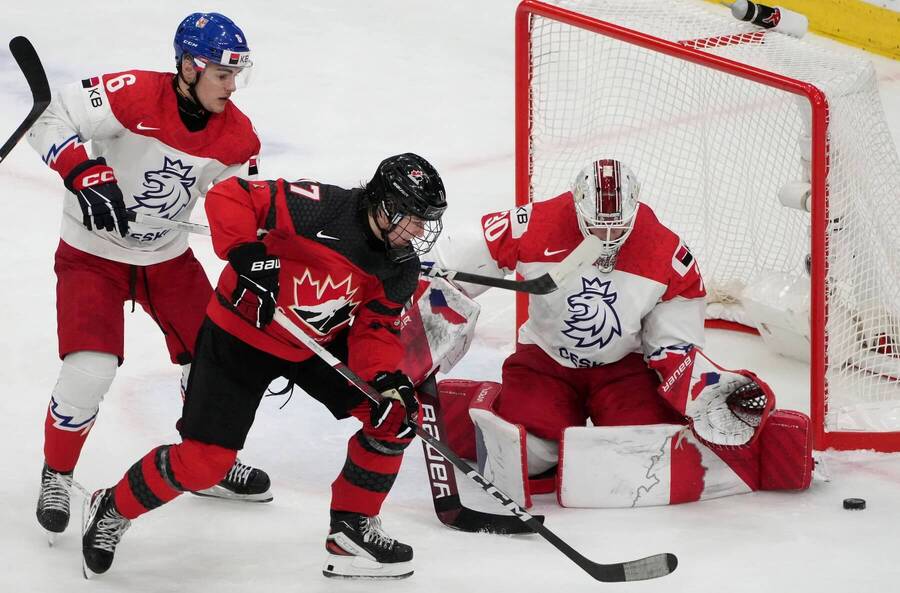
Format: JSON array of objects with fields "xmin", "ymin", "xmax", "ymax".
[{"xmin": 205, "ymin": 177, "xmax": 420, "ymax": 380}]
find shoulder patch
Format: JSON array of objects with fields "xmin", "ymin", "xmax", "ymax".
[
  {"xmin": 672, "ymin": 241, "xmax": 695, "ymax": 277},
  {"xmin": 509, "ymin": 203, "xmax": 532, "ymax": 239}
]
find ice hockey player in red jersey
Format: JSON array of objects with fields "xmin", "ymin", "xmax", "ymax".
[
  {"xmin": 79, "ymin": 153, "xmax": 447, "ymax": 580},
  {"xmin": 27, "ymin": 13, "xmax": 271, "ymax": 542},
  {"xmin": 431, "ymin": 158, "xmax": 812, "ymax": 508}
]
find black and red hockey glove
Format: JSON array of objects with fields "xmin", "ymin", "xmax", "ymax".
[
  {"xmin": 228, "ymin": 242, "xmax": 280, "ymax": 328},
  {"xmin": 369, "ymin": 370, "xmax": 419, "ymax": 439},
  {"xmin": 64, "ymin": 157, "xmax": 129, "ymax": 237}
]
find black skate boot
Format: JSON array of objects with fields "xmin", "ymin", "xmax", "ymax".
[
  {"xmin": 36, "ymin": 462, "xmax": 73, "ymax": 544},
  {"xmin": 191, "ymin": 458, "xmax": 273, "ymax": 502},
  {"xmin": 323, "ymin": 511, "xmax": 413, "ymax": 579},
  {"xmin": 81, "ymin": 488, "xmax": 131, "ymax": 579}
]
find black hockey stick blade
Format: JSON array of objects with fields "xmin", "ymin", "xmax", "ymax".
[
  {"xmin": 434, "ymin": 494, "xmax": 544, "ymax": 534},
  {"xmin": 586, "ymin": 551, "xmax": 678, "ymax": 583},
  {"xmin": 1, "ymin": 36, "xmax": 51, "ymax": 164}
]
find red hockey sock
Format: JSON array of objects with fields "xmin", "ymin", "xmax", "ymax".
[
  {"xmin": 331, "ymin": 404, "xmax": 413, "ymax": 516},
  {"xmin": 43, "ymin": 405, "xmax": 95, "ymax": 473},
  {"xmin": 112, "ymin": 440, "xmax": 237, "ymax": 520}
]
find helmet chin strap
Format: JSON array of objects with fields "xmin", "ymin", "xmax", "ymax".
[
  {"xmin": 371, "ymin": 201, "xmax": 415, "ymax": 262},
  {"xmin": 173, "ymin": 62, "xmax": 211, "ymax": 130}
]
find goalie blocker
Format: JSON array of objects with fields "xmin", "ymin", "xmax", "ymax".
[{"xmin": 436, "ymin": 374, "xmax": 812, "ymax": 509}]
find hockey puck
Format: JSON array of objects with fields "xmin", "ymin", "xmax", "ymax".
[{"xmin": 843, "ymin": 498, "xmax": 866, "ymax": 510}]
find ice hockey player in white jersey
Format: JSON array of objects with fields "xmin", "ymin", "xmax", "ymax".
[
  {"xmin": 28, "ymin": 12, "xmax": 271, "ymax": 542},
  {"xmin": 431, "ymin": 158, "xmax": 812, "ymax": 508}
]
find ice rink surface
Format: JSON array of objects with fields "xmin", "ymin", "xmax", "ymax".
[{"xmin": 2, "ymin": 1, "xmax": 900, "ymax": 591}]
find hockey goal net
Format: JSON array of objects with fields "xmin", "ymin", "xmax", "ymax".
[{"xmin": 515, "ymin": 0, "xmax": 900, "ymax": 451}]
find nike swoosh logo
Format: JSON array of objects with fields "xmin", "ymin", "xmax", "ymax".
[
  {"xmin": 316, "ymin": 231, "xmax": 339, "ymax": 241},
  {"xmin": 136, "ymin": 122, "xmax": 159, "ymax": 131},
  {"xmin": 544, "ymin": 248, "xmax": 567, "ymax": 257}
]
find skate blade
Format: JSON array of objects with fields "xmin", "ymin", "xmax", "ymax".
[
  {"xmin": 323, "ymin": 555, "xmax": 413, "ymax": 580},
  {"xmin": 190, "ymin": 485, "xmax": 273, "ymax": 503},
  {"xmin": 82, "ymin": 560, "xmax": 98, "ymax": 580},
  {"xmin": 80, "ymin": 492, "xmax": 100, "ymax": 580}
]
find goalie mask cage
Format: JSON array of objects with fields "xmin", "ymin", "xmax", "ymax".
[{"xmin": 515, "ymin": 0, "xmax": 900, "ymax": 451}]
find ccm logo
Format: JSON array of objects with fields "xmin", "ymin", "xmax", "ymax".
[
  {"xmin": 250, "ymin": 260, "xmax": 280, "ymax": 272},
  {"xmin": 81, "ymin": 170, "xmax": 115, "ymax": 187}
]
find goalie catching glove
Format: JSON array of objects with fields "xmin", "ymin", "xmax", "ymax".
[
  {"xmin": 369, "ymin": 371, "xmax": 419, "ymax": 439},
  {"xmin": 648, "ymin": 345, "xmax": 775, "ymax": 446},
  {"xmin": 64, "ymin": 157, "xmax": 129, "ymax": 237},
  {"xmin": 227, "ymin": 242, "xmax": 280, "ymax": 328}
]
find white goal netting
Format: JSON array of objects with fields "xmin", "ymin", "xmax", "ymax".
[{"xmin": 522, "ymin": 0, "xmax": 900, "ymax": 444}]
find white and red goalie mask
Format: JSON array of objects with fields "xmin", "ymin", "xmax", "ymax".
[{"xmin": 571, "ymin": 159, "xmax": 640, "ymax": 272}]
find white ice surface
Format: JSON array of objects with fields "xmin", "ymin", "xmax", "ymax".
[{"xmin": 2, "ymin": 2, "xmax": 900, "ymax": 592}]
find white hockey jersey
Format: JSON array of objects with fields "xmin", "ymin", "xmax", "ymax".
[
  {"xmin": 433, "ymin": 193, "xmax": 706, "ymax": 369},
  {"xmin": 28, "ymin": 70, "xmax": 260, "ymax": 265}
]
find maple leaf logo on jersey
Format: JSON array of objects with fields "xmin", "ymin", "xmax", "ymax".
[
  {"xmin": 130, "ymin": 157, "xmax": 197, "ymax": 219},
  {"xmin": 562, "ymin": 277, "xmax": 622, "ymax": 349},
  {"xmin": 288, "ymin": 269, "xmax": 360, "ymax": 335}
]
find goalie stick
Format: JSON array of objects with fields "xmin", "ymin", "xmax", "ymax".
[
  {"xmin": 416, "ymin": 373, "xmax": 542, "ymax": 534},
  {"xmin": 420, "ymin": 235, "xmax": 603, "ymax": 295},
  {"xmin": 133, "ymin": 212, "xmax": 603, "ymax": 295},
  {"xmin": 0, "ymin": 37, "xmax": 51, "ymax": 164},
  {"xmin": 273, "ymin": 308, "xmax": 678, "ymax": 583}
]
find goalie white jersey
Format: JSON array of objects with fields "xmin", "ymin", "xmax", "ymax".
[
  {"xmin": 27, "ymin": 70, "xmax": 260, "ymax": 265},
  {"xmin": 434, "ymin": 193, "xmax": 707, "ymax": 368}
]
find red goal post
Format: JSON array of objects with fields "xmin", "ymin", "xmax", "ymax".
[{"xmin": 514, "ymin": 0, "xmax": 900, "ymax": 451}]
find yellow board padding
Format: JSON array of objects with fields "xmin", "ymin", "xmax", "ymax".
[{"xmin": 705, "ymin": 0, "xmax": 900, "ymax": 59}]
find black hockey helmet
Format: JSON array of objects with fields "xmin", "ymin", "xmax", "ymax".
[{"xmin": 366, "ymin": 153, "xmax": 447, "ymax": 262}]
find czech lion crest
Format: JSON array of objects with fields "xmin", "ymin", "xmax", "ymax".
[
  {"xmin": 562, "ymin": 277, "xmax": 622, "ymax": 349},
  {"xmin": 131, "ymin": 157, "xmax": 196, "ymax": 218}
]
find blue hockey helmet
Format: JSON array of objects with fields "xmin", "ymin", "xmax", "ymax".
[{"xmin": 174, "ymin": 13, "xmax": 252, "ymax": 78}]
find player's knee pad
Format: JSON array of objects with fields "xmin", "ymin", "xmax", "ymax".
[
  {"xmin": 168, "ymin": 439, "xmax": 238, "ymax": 492},
  {"xmin": 49, "ymin": 351, "xmax": 118, "ymax": 428}
]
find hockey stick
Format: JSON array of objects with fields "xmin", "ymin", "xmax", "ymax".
[
  {"xmin": 0, "ymin": 37, "xmax": 51, "ymax": 164},
  {"xmin": 420, "ymin": 235, "xmax": 603, "ymax": 295},
  {"xmin": 132, "ymin": 210, "xmax": 603, "ymax": 296},
  {"xmin": 416, "ymin": 373, "xmax": 542, "ymax": 534},
  {"xmin": 125, "ymin": 210, "xmax": 212, "ymax": 235},
  {"xmin": 273, "ymin": 308, "xmax": 678, "ymax": 583}
]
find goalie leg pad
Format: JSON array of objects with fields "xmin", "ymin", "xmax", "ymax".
[
  {"xmin": 759, "ymin": 410, "xmax": 813, "ymax": 491},
  {"xmin": 557, "ymin": 424, "xmax": 755, "ymax": 508},
  {"xmin": 433, "ymin": 379, "xmax": 489, "ymax": 460},
  {"xmin": 469, "ymin": 382, "xmax": 532, "ymax": 508}
]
